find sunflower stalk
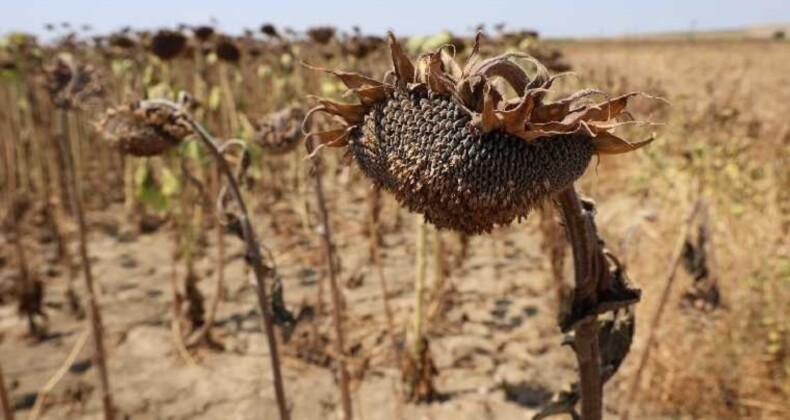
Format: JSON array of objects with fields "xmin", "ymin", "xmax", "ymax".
[
  {"xmin": 56, "ymin": 108, "xmax": 115, "ymax": 420},
  {"xmin": 403, "ymin": 217, "xmax": 438, "ymax": 402},
  {"xmin": 307, "ymin": 137, "xmax": 354, "ymax": 420},
  {"xmin": 553, "ymin": 187, "xmax": 642, "ymax": 420},
  {"xmin": 128, "ymin": 97, "xmax": 291, "ymax": 420},
  {"xmin": 413, "ymin": 217, "xmax": 427, "ymax": 357}
]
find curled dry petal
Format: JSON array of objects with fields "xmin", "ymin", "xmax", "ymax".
[
  {"xmin": 314, "ymin": 97, "xmax": 367, "ymax": 124},
  {"xmin": 305, "ymin": 31, "xmax": 661, "ymax": 165},
  {"xmin": 469, "ymin": 56, "xmax": 529, "ymax": 95},
  {"xmin": 305, "ymin": 128, "xmax": 350, "ymax": 158},
  {"xmin": 420, "ymin": 52, "xmax": 456, "ymax": 95},
  {"xmin": 302, "ymin": 62, "xmax": 383, "ymax": 90},
  {"xmin": 461, "ymin": 31, "xmax": 483, "ymax": 77}
]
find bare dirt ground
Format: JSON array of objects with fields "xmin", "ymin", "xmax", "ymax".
[{"xmin": 1, "ymin": 180, "xmax": 599, "ymax": 419}]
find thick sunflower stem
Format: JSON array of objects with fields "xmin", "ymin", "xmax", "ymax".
[
  {"xmin": 308, "ymin": 141, "xmax": 354, "ymax": 420},
  {"xmin": 556, "ymin": 187, "xmax": 603, "ymax": 420}
]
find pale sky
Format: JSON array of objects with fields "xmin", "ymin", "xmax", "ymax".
[{"xmin": 1, "ymin": 0, "xmax": 789, "ymax": 38}]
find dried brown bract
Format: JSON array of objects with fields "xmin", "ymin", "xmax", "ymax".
[
  {"xmin": 254, "ymin": 106, "xmax": 305, "ymax": 155},
  {"xmin": 98, "ymin": 101, "xmax": 193, "ymax": 156},
  {"xmin": 149, "ymin": 30, "xmax": 187, "ymax": 60},
  {"xmin": 305, "ymin": 32, "xmax": 658, "ymax": 234}
]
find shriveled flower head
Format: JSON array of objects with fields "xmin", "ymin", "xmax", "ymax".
[
  {"xmin": 149, "ymin": 30, "xmax": 187, "ymax": 60},
  {"xmin": 215, "ymin": 36, "xmax": 242, "ymax": 63},
  {"xmin": 193, "ymin": 25, "xmax": 215, "ymax": 42},
  {"xmin": 341, "ymin": 35, "xmax": 384, "ymax": 59},
  {"xmin": 305, "ymin": 33, "xmax": 657, "ymax": 234},
  {"xmin": 108, "ymin": 33, "xmax": 137, "ymax": 50},
  {"xmin": 98, "ymin": 101, "xmax": 192, "ymax": 157},
  {"xmin": 261, "ymin": 24, "xmax": 280, "ymax": 38},
  {"xmin": 45, "ymin": 53, "xmax": 104, "ymax": 109},
  {"xmin": 307, "ymin": 26, "xmax": 336, "ymax": 45},
  {"xmin": 254, "ymin": 106, "xmax": 305, "ymax": 155}
]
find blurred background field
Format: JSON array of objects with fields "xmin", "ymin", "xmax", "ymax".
[{"xmin": 0, "ymin": 2, "xmax": 788, "ymax": 419}]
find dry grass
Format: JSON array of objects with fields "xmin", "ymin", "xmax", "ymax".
[{"xmin": 556, "ymin": 38, "xmax": 790, "ymax": 419}]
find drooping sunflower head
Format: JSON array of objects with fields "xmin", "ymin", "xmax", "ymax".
[
  {"xmin": 192, "ymin": 25, "xmax": 215, "ymax": 42},
  {"xmin": 305, "ymin": 33, "xmax": 658, "ymax": 234},
  {"xmin": 253, "ymin": 106, "xmax": 306, "ymax": 155},
  {"xmin": 215, "ymin": 36, "xmax": 242, "ymax": 63},
  {"xmin": 98, "ymin": 101, "xmax": 192, "ymax": 157},
  {"xmin": 149, "ymin": 30, "xmax": 187, "ymax": 60},
  {"xmin": 45, "ymin": 53, "xmax": 104, "ymax": 110}
]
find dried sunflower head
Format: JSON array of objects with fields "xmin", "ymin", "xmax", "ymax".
[
  {"xmin": 44, "ymin": 53, "xmax": 104, "ymax": 109},
  {"xmin": 98, "ymin": 101, "xmax": 192, "ymax": 157},
  {"xmin": 215, "ymin": 36, "xmax": 242, "ymax": 63},
  {"xmin": 341, "ymin": 35, "xmax": 384, "ymax": 59},
  {"xmin": 108, "ymin": 33, "xmax": 137, "ymax": 49},
  {"xmin": 305, "ymin": 33, "xmax": 657, "ymax": 234},
  {"xmin": 193, "ymin": 25, "xmax": 215, "ymax": 42},
  {"xmin": 261, "ymin": 24, "xmax": 280, "ymax": 38},
  {"xmin": 149, "ymin": 30, "xmax": 187, "ymax": 60},
  {"xmin": 307, "ymin": 26, "xmax": 335, "ymax": 45},
  {"xmin": 254, "ymin": 106, "xmax": 305, "ymax": 155}
]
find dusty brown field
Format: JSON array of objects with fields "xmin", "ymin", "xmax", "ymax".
[{"xmin": 1, "ymin": 32, "xmax": 788, "ymax": 419}]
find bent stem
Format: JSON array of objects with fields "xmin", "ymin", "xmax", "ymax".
[
  {"xmin": 193, "ymin": 122, "xmax": 291, "ymax": 420},
  {"xmin": 141, "ymin": 99, "xmax": 291, "ymax": 420},
  {"xmin": 555, "ymin": 187, "xmax": 603, "ymax": 420}
]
